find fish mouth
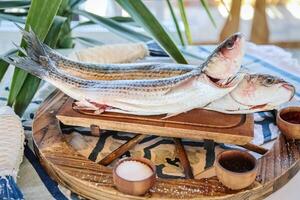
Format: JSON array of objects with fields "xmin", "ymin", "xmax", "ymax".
[
  {"xmin": 225, "ymin": 32, "xmax": 244, "ymax": 45},
  {"xmin": 206, "ymin": 75, "xmax": 237, "ymax": 88},
  {"xmin": 282, "ymin": 83, "xmax": 295, "ymax": 101}
]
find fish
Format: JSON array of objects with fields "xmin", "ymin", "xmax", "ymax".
[
  {"xmin": 18, "ymin": 27, "xmax": 245, "ymax": 84},
  {"xmin": 205, "ymin": 74, "xmax": 295, "ymax": 113},
  {"xmin": 3, "ymin": 52, "xmax": 244, "ymax": 116}
]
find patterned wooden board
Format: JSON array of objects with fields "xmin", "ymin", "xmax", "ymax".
[
  {"xmin": 56, "ymin": 98, "xmax": 254, "ymax": 145},
  {"xmin": 32, "ymin": 90, "xmax": 300, "ymax": 200}
]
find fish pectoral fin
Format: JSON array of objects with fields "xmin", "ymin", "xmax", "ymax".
[{"xmin": 73, "ymin": 100, "xmax": 98, "ymax": 110}]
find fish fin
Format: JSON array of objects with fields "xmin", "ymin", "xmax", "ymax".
[
  {"xmin": 1, "ymin": 56, "xmax": 47, "ymax": 79},
  {"xmin": 73, "ymin": 100, "xmax": 98, "ymax": 110},
  {"xmin": 73, "ymin": 100, "xmax": 113, "ymax": 115},
  {"xmin": 2, "ymin": 28, "xmax": 58, "ymax": 77},
  {"xmin": 15, "ymin": 25, "xmax": 54, "ymax": 67},
  {"xmin": 12, "ymin": 42, "xmax": 27, "ymax": 56}
]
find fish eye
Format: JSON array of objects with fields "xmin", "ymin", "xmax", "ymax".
[
  {"xmin": 225, "ymin": 40, "xmax": 235, "ymax": 50},
  {"xmin": 263, "ymin": 77, "xmax": 274, "ymax": 86}
]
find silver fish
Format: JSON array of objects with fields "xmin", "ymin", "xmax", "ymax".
[
  {"xmin": 3, "ymin": 53, "xmax": 244, "ymax": 116},
  {"xmin": 18, "ymin": 27, "xmax": 245, "ymax": 84},
  {"xmin": 205, "ymin": 74, "xmax": 295, "ymax": 113}
]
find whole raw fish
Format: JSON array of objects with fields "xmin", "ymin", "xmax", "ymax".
[
  {"xmin": 205, "ymin": 74, "xmax": 295, "ymax": 113},
  {"xmin": 3, "ymin": 52, "xmax": 244, "ymax": 117},
  {"xmin": 19, "ymin": 28, "xmax": 245, "ymax": 84}
]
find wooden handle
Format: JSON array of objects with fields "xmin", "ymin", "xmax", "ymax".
[
  {"xmin": 174, "ymin": 138, "xmax": 194, "ymax": 179},
  {"xmin": 98, "ymin": 134, "xmax": 146, "ymax": 166},
  {"xmin": 239, "ymin": 143, "xmax": 268, "ymax": 155},
  {"xmin": 90, "ymin": 124, "xmax": 101, "ymax": 136}
]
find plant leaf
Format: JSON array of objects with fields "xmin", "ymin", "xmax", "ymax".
[
  {"xmin": 116, "ymin": 0, "xmax": 187, "ymax": 64},
  {"xmin": 177, "ymin": 0, "xmax": 192, "ymax": 45},
  {"xmin": 45, "ymin": 16, "xmax": 67, "ymax": 47},
  {"xmin": 73, "ymin": 9, "xmax": 151, "ymax": 42},
  {"xmin": 199, "ymin": 0, "xmax": 216, "ymax": 28},
  {"xmin": 71, "ymin": 20, "xmax": 94, "ymax": 30},
  {"xmin": 8, "ymin": 0, "xmax": 62, "ymax": 115},
  {"xmin": 0, "ymin": 49, "xmax": 18, "ymax": 83},
  {"xmin": 73, "ymin": 36, "xmax": 104, "ymax": 46},
  {"xmin": 0, "ymin": 1, "xmax": 31, "ymax": 9},
  {"xmin": 166, "ymin": 0, "xmax": 185, "ymax": 46},
  {"xmin": 110, "ymin": 16, "xmax": 134, "ymax": 23},
  {"xmin": 13, "ymin": 75, "xmax": 40, "ymax": 116},
  {"xmin": 69, "ymin": 0, "xmax": 86, "ymax": 9},
  {"xmin": 0, "ymin": 12, "xmax": 26, "ymax": 23}
]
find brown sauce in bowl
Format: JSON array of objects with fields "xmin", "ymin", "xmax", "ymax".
[
  {"xmin": 219, "ymin": 156, "xmax": 255, "ymax": 173},
  {"xmin": 280, "ymin": 111, "xmax": 300, "ymax": 124}
]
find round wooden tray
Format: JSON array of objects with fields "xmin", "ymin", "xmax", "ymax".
[{"xmin": 32, "ymin": 90, "xmax": 300, "ymax": 200}]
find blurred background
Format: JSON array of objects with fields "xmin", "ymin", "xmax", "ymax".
[
  {"xmin": 1, "ymin": 0, "xmax": 300, "ymax": 52},
  {"xmin": 82, "ymin": 0, "xmax": 300, "ymax": 45}
]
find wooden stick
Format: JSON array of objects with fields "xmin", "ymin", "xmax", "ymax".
[
  {"xmin": 250, "ymin": 0, "xmax": 269, "ymax": 44},
  {"xmin": 90, "ymin": 125, "xmax": 100, "ymax": 137},
  {"xmin": 98, "ymin": 134, "xmax": 146, "ymax": 166},
  {"xmin": 239, "ymin": 143, "xmax": 268, "ymax": 155},
  {"xmin": 174, "ymin": 138, "xmax": 194, "ymax": 179},
  {"xmin": 219, "ymin": 0, "xmax": 242, "ymax": 41}
]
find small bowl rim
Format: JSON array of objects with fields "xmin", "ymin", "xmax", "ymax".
[
  {"xmin": 277, "ymin": 106, "xmax": 300, "ymax": 126},
  {"xmin": 113, "ymin": 157, "xmax": 156, "ymax": 183},
  {"xmin": 216, "ymin": 150, "xmax": 258, "ymax": 176}
]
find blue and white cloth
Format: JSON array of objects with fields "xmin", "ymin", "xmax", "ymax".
[{"xmin": 0, "ymin": 44, "xmax": 299, "ymax": 199}]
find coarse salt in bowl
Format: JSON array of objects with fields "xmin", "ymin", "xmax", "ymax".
[
  {"xmin": 113, "ymin": 157, "xmax": 156, "ymax": 196},
  {"xmin": 116, "ymin": 160, "xmax": 153, "ymax": 181}
]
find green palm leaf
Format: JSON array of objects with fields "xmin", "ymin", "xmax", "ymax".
[
  {"xmin": 116, "ymin": 0, "xmax": 187, "ymax": 64},
  {"xmin": 7, "ymin": 0, "xmax": 62, "ymax": 115},
  {"xmin": 177, "ymin": 0, "xmax": 192, "ymax": 45},
  {"xmin": 73, "ymin": 9, "xmax": 151, "ymax": 42},
  {"xmin": 0, "ymin": 1, "xmax": 31, "ymax": 9},
  {"xmin": 0, "ymin": 49, "xmax": 18, "ymax": 83},
  {"xmin": 45, "ymin": 16, "xmax": 68, "ymax": 47},
  {"xmin": 199, "ymin": 0, "xmax": 216, "ymax": 28},
  {"xmin": 0, "ymin": 12, "xmax": 26, "ymax": 23},
  {"xmin": 73, "ymin": 36, "xmax": 104, "ymax": 46},
  {"xmin": 166, "ymin": 0, "xmax": 185, "ymax": 46}
]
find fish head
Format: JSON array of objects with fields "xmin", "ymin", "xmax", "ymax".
[
  {"xmin": 230, "ymin": 74, "xmax": 295, "ymax": 109},
  {"xmin": 203, "ymin": 33, "xmax": 245, "ymax": 81}
]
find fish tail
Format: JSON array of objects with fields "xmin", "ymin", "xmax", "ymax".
[
  {"xmin": 1, "ymin": 55, "xmax": 48, "ymax": 79},
  {"xmin": 1, "ymin": 25, "xmax": 57, "ymax": 78},
  {"xmin": 15, "ymin": 24, "xmax": 50, "ymax": 66}
]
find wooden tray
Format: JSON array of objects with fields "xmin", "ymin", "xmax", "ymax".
[
  {"xmin": 33, "ymin": 90, "xmax": 300, "ymax": 200},
  {"xmin": 56, "ymin": 98, "xmax": 254, "ymax": 145}
]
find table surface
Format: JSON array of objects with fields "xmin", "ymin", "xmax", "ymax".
[{"xmin": 266, "ymin": 172, "xmax": 300, "ymax": 200}]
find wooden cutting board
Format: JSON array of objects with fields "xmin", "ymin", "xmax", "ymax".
[{"xmin": 56, "ymin": 98, "xmax": 254, "ymax": 145}]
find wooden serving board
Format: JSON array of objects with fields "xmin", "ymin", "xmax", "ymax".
[
  {"xmin": 56, "ymin": 98, "xmax": 254, "ymax": 145},
  {"xmin": 33, "ymin": 90, "xmax": 300, "ymax": 200}
]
